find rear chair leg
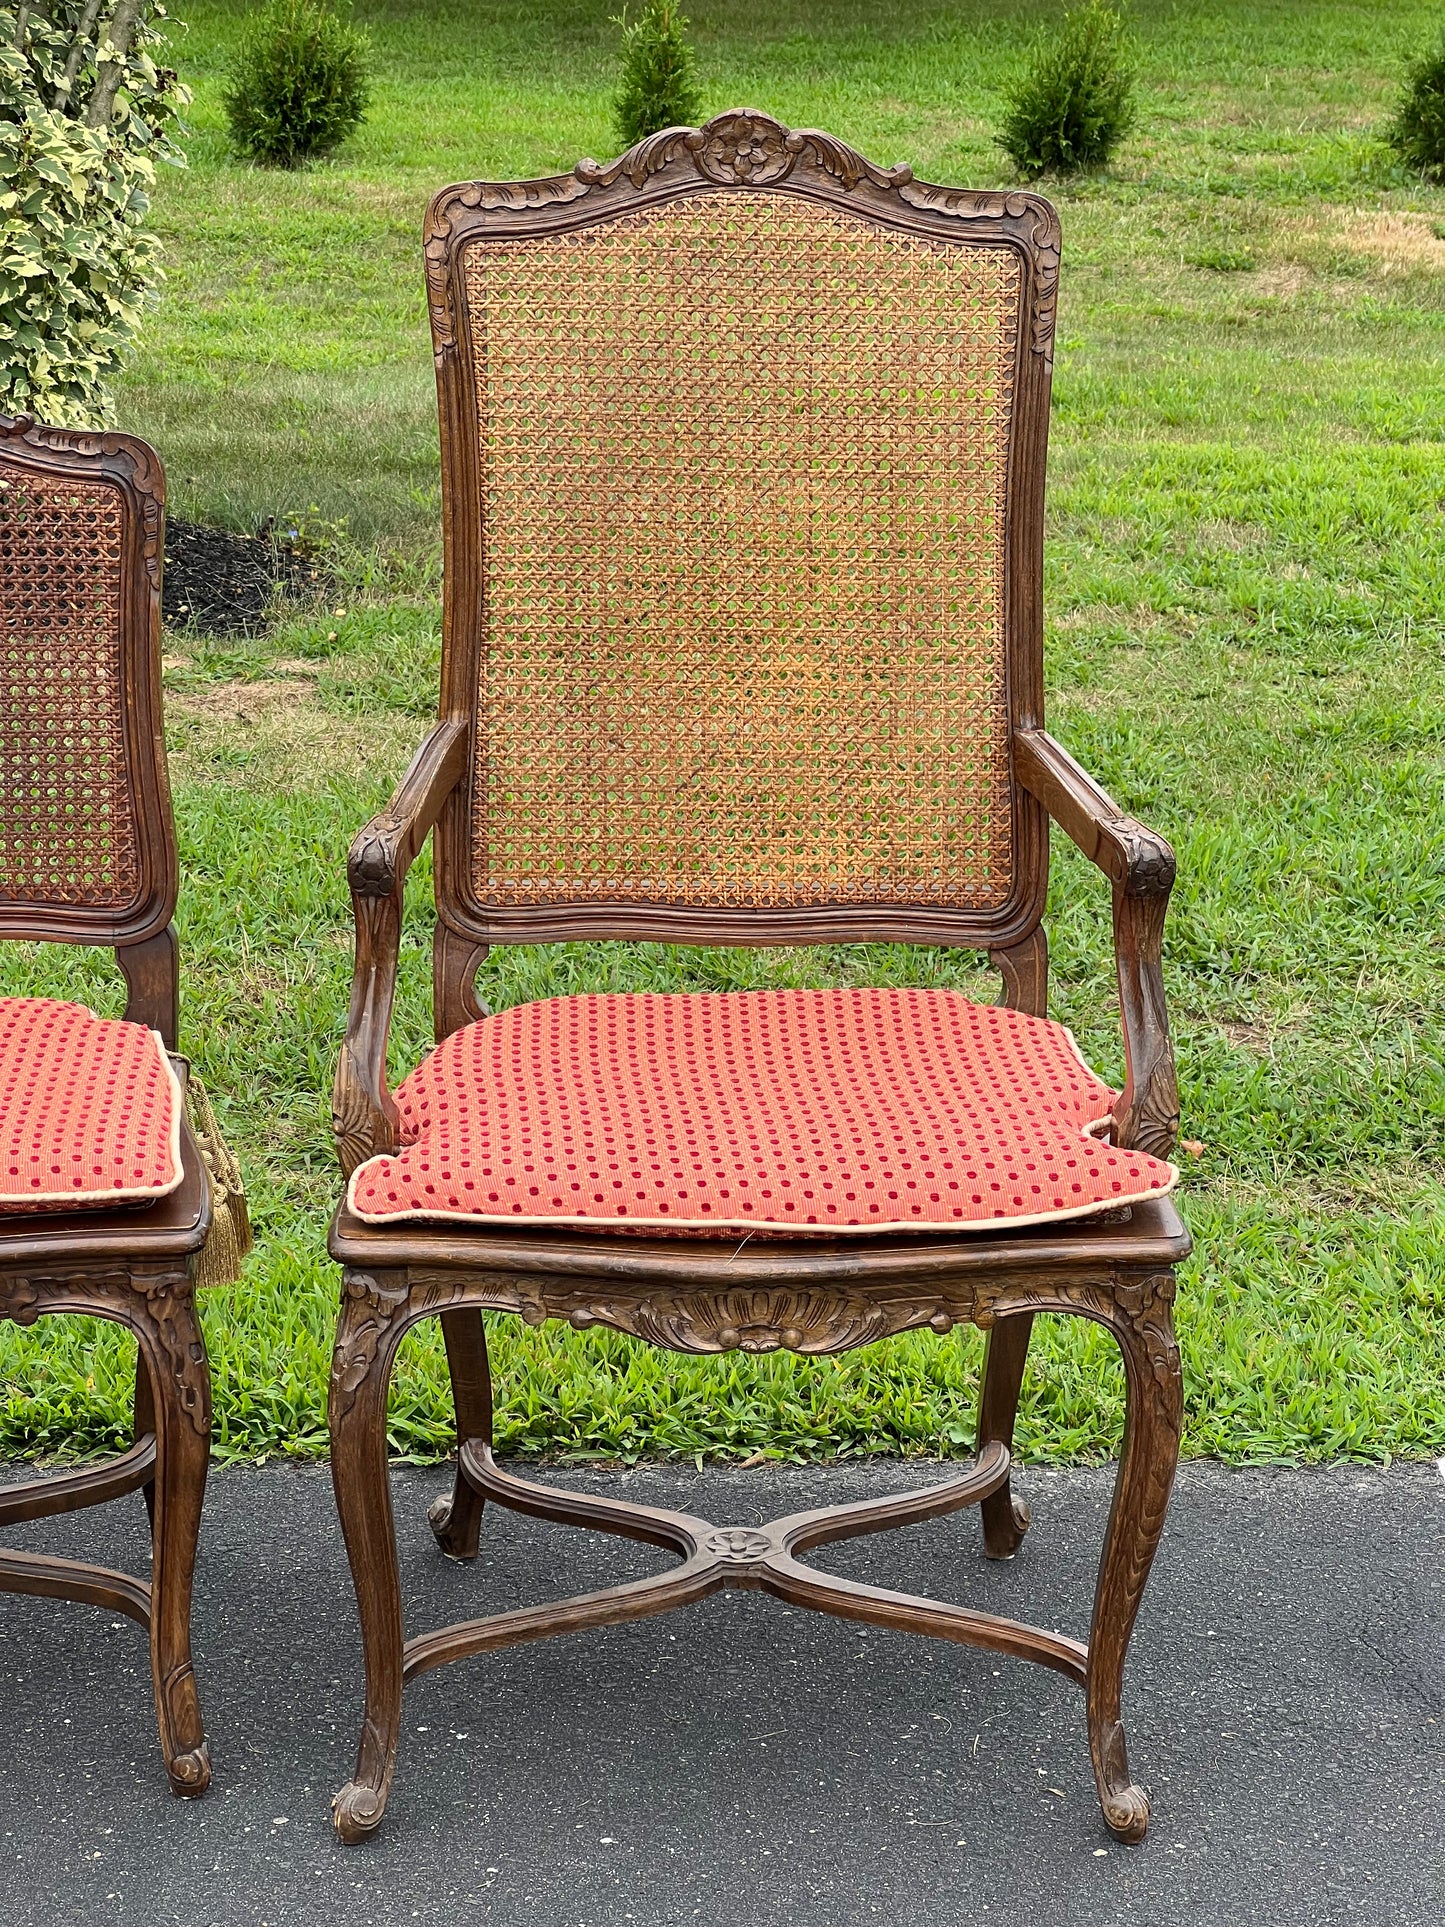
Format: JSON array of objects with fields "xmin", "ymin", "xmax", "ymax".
[
  {"xmin": 981, "ymin": 930, "xmax": 1046, "ymax": 1563},
  {"xmin": 1086, "ymin": 1277, "xmax": 1183, "ymax": 1843},
  {"xmin": 976, "ymin": 1313, "xmax": 1035, "ymax": 1560},
  {"xmin": 428, "ymin": 1308, "xmax": 493, "ymax": 1561},
  {"xmin": 133, "ymin": 1340, "xmax": 156, "ymax": 1533},
  {"xmin": 135, "ymin": 1279, "xmax": 212, "ymax": 1796},
  {"xmin": 330, "ymin": 1270, "xmax": 411, "ymax": 1843}
]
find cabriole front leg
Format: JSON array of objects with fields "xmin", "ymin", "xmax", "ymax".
[
  {"xmin": 134, "ymin": 1274, "xmax": 212, "ymax": 1796},
  {"xmin": 1085, "ymin": 1274, "xmax": 1183, "ymax": 1842},
  {"xmin": 330, "ymin": 1269, "xmax": 412, "ymax": 1843}
]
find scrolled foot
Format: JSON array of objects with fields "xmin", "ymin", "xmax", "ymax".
[
  {"xmin": 427, "ymin": 1489, "xmax": 480, "ymax": 1562},
  {"xmin": 332, "ymin": 1779, "xmax": 387, "ymax": 1844},
  {"xmin": 982, "ymin": 1491, "xmax": 1032, "ymax": 1561},
  {"xmin": 1092, "ymin": 1718, "xmax": 1150, "ymax": 1842},
  {"xmin": 1101, "ymin": 1782, "xmax": 1150, "ymax": 1844},
  {"xmin": 165, "ymin": 1742, "xmax": 212, "ymax": 1798}
]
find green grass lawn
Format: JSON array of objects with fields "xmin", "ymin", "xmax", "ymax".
[{"xmin": 2, "ymin": 0, "xmax": 1443, "ymax": 1466}]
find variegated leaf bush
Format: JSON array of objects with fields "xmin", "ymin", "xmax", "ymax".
[{"xmin": 1, "ymin": 0, "xmax": 188, "ymax": 426}]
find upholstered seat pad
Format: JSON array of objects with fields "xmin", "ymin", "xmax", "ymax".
[
  {"xmin": 0, "ymin": 998, "xmax": 184, "ymax": 1212},
  {"xmin": 348, "ymin": 989, "xmax": 1176, "ymax": 1234}
]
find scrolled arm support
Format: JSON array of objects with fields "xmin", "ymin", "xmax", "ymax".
[
  {"xmin": 346, "ymin": 719, "xmax": 469, "ymax": 901},
  {"xmin": 333, "ymin": 721, "xmax": 469, "ymax": 1177},
  {"xmin": 1014, "ymin": 729, "xmax": 1180, "ymax": 1159}
]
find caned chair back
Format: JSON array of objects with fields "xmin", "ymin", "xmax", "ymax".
[
  {"xmin": 425, "ymin": 113, "xmax": 1060, "ymax": 950},
  {"xmin": 0, "ymin": 418, "xmax": 176, "ymax": 948}
]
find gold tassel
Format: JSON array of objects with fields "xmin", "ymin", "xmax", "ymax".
[{"xmin": 185, "ymin": 1074, "xmax": 252, "ymax": 1289}]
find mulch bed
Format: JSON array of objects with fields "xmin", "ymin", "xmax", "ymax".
[{"xmin": 162, "ymin": 517, "xmax": 333, "ymax": 636}]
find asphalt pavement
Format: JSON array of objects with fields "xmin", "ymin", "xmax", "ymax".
[{"xmin": 0, "ymin": 1456, "xmax": 1440, "ymax": 1927}]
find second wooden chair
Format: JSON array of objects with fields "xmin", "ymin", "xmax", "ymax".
[{"xmin": 0, "ymin": 415, "xmax": 248, "ymax": 1793}]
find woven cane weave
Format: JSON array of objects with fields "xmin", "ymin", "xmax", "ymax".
[
  {"xmin": 463, "ymin": 193, "xmax": 1021, "ymax": 911},
  {"xmin": 348, "ymin": 989, "xmax": 1177, "ymax": 1232},
  {"xmin": 0, "ymin": 465, "xmax": 140, "ymax": 908},
  {"xmin": 0, "ymin": 997, "xmax": 183, "ymax": 1211}
]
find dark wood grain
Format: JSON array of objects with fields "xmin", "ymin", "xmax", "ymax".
[
  {"xmin": 991, "ymin": 926, "xmax": 1049, "ymax": 1019},
  {"xmin": 330, "ymin": 1194, "xmax": 1190, "ymax": 1288},
  {"xmin": 324, "ymin": 1228, "xmax": 1190, "ymax": 1844},
  {"xmin": 329, "ymin": 1269, "xmax": 411, "ymax": 1843},
  {"xmin": 0, "ymin": 1546, "xmax": 153, "ymax": 1626},
  {"xmin": 118, "ymin": 924, "xmax": 180, "ymax": 1049},
  {"xmin": 345, "ymin": 718, "xmax": 468, "ymax": 903},
  {"xmin": 433, "ymin": 924, "xmax": 490, "ymax": 1042},
  {"xmin": 138, "ymin": 1275, "xmax": 212, "ymax": 1793},
  {"xmin": 1083, "ymin": 1274, "xmax": 1183, "ymax": 1840}
]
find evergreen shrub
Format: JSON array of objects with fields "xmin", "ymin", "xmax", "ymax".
[
  {"xmin": 996, "ymin": 0, "xmax": 1137, "ymax": 180},
  {"xmin": 613, "ymin": 0, "xmax": 700, "ymax": 150},
  {"xmin": 224, "ymin": 0, "xmax": 370, "ymax": 169},
  {"xmin": 1387, "ymin": 33, "xmax": 1445, "ymax": 183}
]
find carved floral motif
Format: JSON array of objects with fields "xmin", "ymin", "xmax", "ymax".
[
  {"xmin": 134, "ymin": 1269, "xmax": 212, "ymax": 1437},
  {"xmin": 139, "ymin": 494, "xmax": 163, "ymax": 588},
  {"xmin": 0, "ymin": 1265, "xmax": 209, "ymax": 1434},
  {"xmin": 688, "ymin": 113, "xmax": 796, "ymax": 186},
  {"xmin": 1114, "ymin": 818, "xmax": 1177, "ymax": 898},
  {"xmin": 564, "ymin": 1284, "xmax": 963, "ymax": 1356},
  {"xmin": 1116, "ymin": 1057, "xmax": 1181, "ymax": 1163},
  {"xmin": 332, "ymin": 1043, "xmax": 390, "ymax": 1178},
  {"xmin": 704, "ymin": 1526, "xmax": 773, "ymax": 1563},
  {"xmin": 326, "ymin": 1255, "xmax": 1184, "ymax": 1841},
  {"xmin": 331, "ymin": 1270, "xmax": 414, "ymax": 1416},
  {"xmin": 422, "ymin": 111, "xmax": 1061, "ymax": 365},
  {"xmin": 898, "ymin": 183, "xmax": 1060, "ymax": 357},
  {"xmin": 384, "ymin": 1265, "xmax": 1188, "ymax": 1365}
]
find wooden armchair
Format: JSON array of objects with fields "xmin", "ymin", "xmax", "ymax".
[
  {"xmin": 327, "ymin": 113, "xmax": 1190, "ymax": 1845},
  {"xmin": 0, "ymin": 416, "xmax": 215, "ymax": 1794}
]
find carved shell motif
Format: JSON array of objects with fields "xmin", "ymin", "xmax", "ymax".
[{"xmin": 566, "ymin": 1287, "xmax": 959, "ymax": 1357}]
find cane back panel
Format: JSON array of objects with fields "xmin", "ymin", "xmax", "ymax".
[
  {"xmin": 0, "ymin": 419, "xmax": 175, "ymax": 946},
  {"xmin": 427, "ymin": 115, "xmax": 1060, "ymax": 946}
]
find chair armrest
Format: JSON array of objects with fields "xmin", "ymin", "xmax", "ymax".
[
  {"xmin": 1014, "ymin": 728, "xmax": 1181, "ymax": 1159},
  {"xmin": 331, "ymin": 720, "xmax": 469, "ymax": 1177},
  {"xmin": 346, "ymin": 717, "xmax": 469, "ymax": 899}
]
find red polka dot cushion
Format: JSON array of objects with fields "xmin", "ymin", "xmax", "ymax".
[
  {"xmin": 348, "ymin": 988, "xmax": 1176, "ymax": 1234},
  {"xmin": 0, "ymin": 998, "xmax": 184, "ymax": 1213}
]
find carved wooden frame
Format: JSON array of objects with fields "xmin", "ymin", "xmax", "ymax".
[
  {"xmin": 0, "ymin": 419, "xmax": 214, "ymax": 1795},
  {"xmin": 326, "ymin": 1208, "xmax": 1188, "ymax": 1846},
  {"xmin": 0, "ymin": 415, "xmax": 181, "ymax": 1005},
  {"xmin": 421, "ymin": 109, "xmax": 1058, "ymax": 954},
  {"xmin": 327, "ymin": 113, "xmax": 1189, "ymax": 1850}
]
